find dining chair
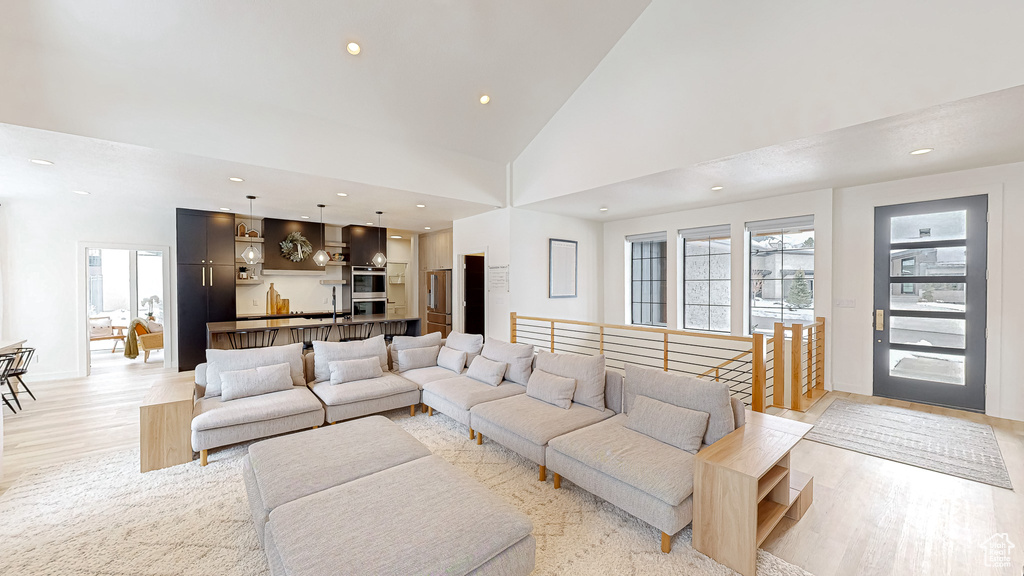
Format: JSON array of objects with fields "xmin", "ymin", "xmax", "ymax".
[
  {"xmin": 227, "ymin": 329, "xmax": 280, "ymax": 350},
  {"xmin": 289, "ymin": 326, "xmax": 333, "ymax": 351},
  {"xmin": 337, "ymin": 323, "xmax": 373, "ymax": 342},
  {"xmin": 8, "ymin": 347, "xmax": 36, "ymax": 402},
  {"xmin": 0, "ymin": 354, "xmax": 19, "ymax": 413},
  {"xmin": 379, "ymin": 321, "xmax": 408, "ymax": 344}
]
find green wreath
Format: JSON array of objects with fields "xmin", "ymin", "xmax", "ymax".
[{"xmin": 280, "ymin": 231, "xmax": 313, "ymax": 262}]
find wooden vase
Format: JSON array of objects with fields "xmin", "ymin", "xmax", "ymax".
[{"xmin": 266, "ymin": 283, "xmax": 278, "ymax": 314}]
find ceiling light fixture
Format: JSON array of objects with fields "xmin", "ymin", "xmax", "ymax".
[
  {"xmin": 479, "ymin": 95, "xmax": 490, "ymax": 104},
  {"xmin": 30, "ymin": 159, "xmax": 53, "ymax": 165},
  {"xmin": 229, "ymin": 177, "xmax": 244, "ymax": 182},
  {"xmin": 301, "ymin": 215, "xmax": 310, "ymax": 219},
  {"xmin": 710, "ymin": 186, "xmax": 724, "ymax": 191},
  {"xmin": 347, "ymin": 42, "xmax": 360, "ymax": 55},
  {"xmin": 910, "ymin": 148, "xmax": 934, "ymax": 155},
  {"xmin": 366, "ymin": 222, "xmax": 374, "ymax": 226},
  {"xmin": 313, "ymin": 204, "xmax": 331, "ymax": 267},
  {"xmin": 372, "ymin": 211, "xmax": 388, "ymax": 267},
  {"xmin": 390, "ymin": 235, "xmax": 402, "ymax": 239},
  {"xmin": 220, "ymin": 207, "xmax": 231, "ymax": 211},
  {"xmin": 73, "ymin": 190, "xmax": 90, "ymax": 195},
  {"xmin": 337, "ymin": 192, "xmax": 348, "ymax": 197},
  {"xmin": 242, "ymin": 195, "xmax": 262, "ymax": 265},
  {"xmin": 599, "ymin": 207, "xmax": 608, "ymax": 212},
  {"xmin": 416, "ymin": 204, "xmax": 425, "ymax": 208},
  {"xmin": 424, "ymin": 227, "xmax": 431, "ymax": 230}
]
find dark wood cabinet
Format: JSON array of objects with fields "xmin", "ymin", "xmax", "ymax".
[
  {"xmin": 342, "ymin": 225, "xmax": 387, "ymax": 267},
  {"xmin": 176, "ymin": 209, "xmax": 238, "ymax": 371}
]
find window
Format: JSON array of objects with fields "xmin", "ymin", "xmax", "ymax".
[
  {"xmin": 680, "ymin": 225, "xmax": 731, "ymax": 332},
  {"xmin": 748, "ymin": 216, "xmax": 814, "ymax": 334},
  {"xmin": 627, "ymin": 233, "xmax": 667, "ymax": 326},
  {"xmin": 900, "ymin": 257, "xmax": 916, "ymax": 294}
]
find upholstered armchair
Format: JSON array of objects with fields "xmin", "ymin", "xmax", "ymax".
[{"xmin": 134, "ymin": 321, "xmax": 164, "ymax": 362}]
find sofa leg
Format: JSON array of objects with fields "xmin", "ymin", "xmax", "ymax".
[
  {"xmin": 469, "ymin": 428, "xmax": 475, "ymax": 440},
  {"xmin": 200, "ymin": 450, "xmax": 208, "ymax": 467},
  {"xmin": 476, "ymin": 433, "xmax": 483, "ymax": 445},
  {"xmin": 539, "ymin": 465, "xmax": 546, "ymax": 481},
  {"xmin": 330, "ymin": 421, "xmax": 337, "ymax": 425},
  {"xmin": 661, "ymin": 532, "xmax": 671, "ymax": 553},
  {"xmin": 553, "ymin": 473, "xmax": 561, "ymax": 489},
  {"xmin": 410, "ymin": 405, "xmax": 416, "ymax": 417},
  {"xmin": 312, "ymin": 425, "xmax": 318, "ymax": 429},
  {"xmin": 421, "ymin": 403, "xmax": 426, "ymax": 413},
  {"xmin": 428, "ymin": 407, "xmax": 433, "ymax": 417}
]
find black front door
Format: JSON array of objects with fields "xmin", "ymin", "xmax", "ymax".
[
  {"xmin": 873, "ymin": 195, "xmax": 987, "ymax": 412},
  {"xmin": 464, "ymin": 255, "xmax": 485, "ymax": 335}
]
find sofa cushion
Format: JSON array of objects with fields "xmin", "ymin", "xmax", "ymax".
[
  {"xmin": 392, "ymin": 332, "xmax": 443, "ymax": 352},
  {"xmin": 329, "ymin": 357, "xmax": 383, "ymax": 385},
  {"xmin": 481, "ymin": 339, "xmax": 534, "ymax": 385},
  {"xmin": 206, "ymin": 343, "xmax": 305, "ymax": 398},
  {"xmin": 525, "ymin": 369, "xmax": 576, "ymax": 410},
  {"xmin": 220, "ymin": 362, "xmax": 294, "ymax": 402},
  {"xmin": 311, "ymin": 373, "xmax": 419, "ymax": 407},
  {"xmin": 399, "ymin": 365, "xmax": 462, "ymax": 387},
  {"xmin": 548, "ymin": 414, "xmax": 696, "ymax": 507},
  {"xmin": 627, "ymin": 395, "xmax": 708, "ymax": 454},
  {"xmin": 395, "ymin": 345, "xmax": 440, "ymax": 372},
  {"xmin": 445, "ymin": 331, "xmax": 484, "ymax": 365},
  {"xmin": 467, "ymin": 355, "xmax": 507, "ymax": 387},
  {"xmin": 422, "ymin": 376, "xmax": 525, "ymax": 411},
  {"xmin": 535, "ymin": 351, "xmax": 606, "ymax": 411},
  {"xmin": 192, "ymin": 387, "xmax": 323, "ymax": 432},
  {"xmin": 437, "ymin": 346, "xmax": 467, "ymax": 374},
  {"xmin": 624, "ymin": 363, "xmax": 735, "ymax": 446},
  {"xmin": 313, "ymin": 336, "xmax": 387, "ymax": 383},
  {"xmin": 470, "ymin": 394, "xmax": 611, "ymax": 446}
]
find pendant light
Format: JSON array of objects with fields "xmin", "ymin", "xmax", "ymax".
[
  {"xmin": 313, "ymin": 203, "xmax": 331, "ymax": 267},
  {"xmin": 371, "ymin": 210, "xmax": 387, "ymax": 268},
  {"xmin": 241, "ymin": 195, "xmax": 262, "ymax": 265}
]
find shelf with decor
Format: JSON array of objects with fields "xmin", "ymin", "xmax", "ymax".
[
  {"xmin": 235, "ymin": 257, "xmax": 265, "ymax": 264},
  {"xmin": 324, "ymin": 241, "xmax": 347, "ymax": 248},
  {"xmin": 236, "ymin": 277, "xmax": 264, "ymax": 285},
  {"xmin": 235, "ymin": 237, "xmax": 265, "ymax": 243}
]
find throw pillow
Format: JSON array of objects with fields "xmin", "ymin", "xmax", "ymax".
[
  {"xmin": 146, "ymin": 321, "xmax": 164, "ymax": 333},
  {"xmin": 206, "ymin": 343, "xmax": 305, "ymax": 398},
  {"xmin": 392, "ymin": 332, "xmax": 443, "ymax": 352},
  {"xmin": 444, "ymin": 331, "xmax": 485, "ymax": 366},
  {"xmin": 626, "ymin": 395, "xmax": 710, "ymax": 454},
  {"xmin": 437, "ymin": 346, "xmax": 468, "ymax": 373},
  {"xmin": 535, "ymin": 351, "xmax": 606, "ymax": 411},
  {"xmin": 220, "ymin": 362, "xmax": 294, "ymax": 402},
  {"xmin": 526, "ymin": 369, "xmax": 577, "ymax": 410},
  {"xmin": 395, "ymin": 345, "xmax": 440, "ymax": 372},
  {"xmin": 466, "ymin": 355, "xmax": 508, "ymax": 387},
  {"xmin": 480, "ymin": 338, "xmax": 534, "ymax": 385},
  {"xmin": 329, "ymin": 357, "xmax": 384, "ymax": 385},
  {"xmin": 312, "ymin": 335, "xmax": 387, "ymax": 383},
  {"xmin": 623, "ymin": 363, "xmax": 735, "ymax": 446}
]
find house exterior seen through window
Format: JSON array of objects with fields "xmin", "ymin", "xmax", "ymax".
[{"xmin": 748, "ymin": 216, "xmax": 815, "ymax": 334}]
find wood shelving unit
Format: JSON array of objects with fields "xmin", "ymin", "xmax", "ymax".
[
  {"xmin": 236, "ymin": 277, "xmax": 263, "ymax": 285},
  {"xmin": 234, "ymin": 236, "xmax": 265, "ymax": 243}
]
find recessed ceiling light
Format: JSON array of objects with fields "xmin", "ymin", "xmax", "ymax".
[
  {"xmin": 390, "ymin": 235, "xmax": 402, "ymax": 239},
  {"xmin": 424, "ymin": 227, "xmax": 431, "ymax": 230},
  {"xmin": 910, "ymin": 148, "xmax": 934, "ymax": 155},
  {"xmin": 337, "ymin": 192, "xmax": 348, "ymax": 197},
  {"xmin": 599, "ymin": 207, "xmax": 608, "ymax": 212},
  {"xmin": 416, "ymin": 204, "xmax": 425, "ymax": 208},
  {"xmin": 30, "ymin": 159, "xmax": 53, "ymax": 165},
  {"xmin": 366, "ymin": 222, "xmax": 374, "ymax": 225},
  {"xmin": 710, "ymin": 186, "xmax": 724, "ymax": 191},
  {"xmin": 347, "ymin": 42, "xmax": 360, "ymax": 55},
  {"xmin": 301, "ymin": 215, "xmax": 310, "ymax": 219},
  {"xmin": 229, "ymin": 177, "xmax": 244, "ymax": 182},
  {"xmin": 73, "ymin": 190, "xmax": 90, "ymax": 195},
  {"xmin": 479, "ymin": 95, "xmax": 490, "ymax": 105},
  {"xmin": 220, "ymin": 207, "xmax": 231, "ymax": 211}
]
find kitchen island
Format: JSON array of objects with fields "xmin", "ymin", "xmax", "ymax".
[{"xmin": 206, "ymin": 314, "xmax": 421, "ymax": 348}]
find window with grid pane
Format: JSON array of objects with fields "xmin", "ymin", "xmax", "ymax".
[
  {"xmin": 681, "ymin": 225, "xmax": 731, "ymax": 332},
  {"xmin": 628, "ymin": 235, "xmax": 667, "ymax": 327},
  {"xmin": 748, "ymin": 216, "xmax": 814, "ymax": 334}
]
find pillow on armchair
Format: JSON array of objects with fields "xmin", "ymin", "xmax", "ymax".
[{"xmin": 146, "ymin": 321, "xmax": 164, "ymax": 333}]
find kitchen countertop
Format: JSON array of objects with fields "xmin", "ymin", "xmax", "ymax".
[{"xmin": 207, "ymin": 314, "xmax": 421, "ymax": 334}]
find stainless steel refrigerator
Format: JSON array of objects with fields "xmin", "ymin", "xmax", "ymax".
[{"xmin": 426, "ymin": 269, "xmax": 452, "ymax": 337}]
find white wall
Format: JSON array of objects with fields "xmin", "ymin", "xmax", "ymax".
[
  {"xmin": 513, "ymin": 0, "xmax": 1024, "ymax": 204},
  {"xmin": 452, "ymin": 209, "xmax": 511, "ymax": 341},
  {"xmin": 833, "ymin": 163, "xmax": 1020, "ymax": 421},
  {"xmin": 1, "ymin": 197, "xmax": 176, "ymax": 379}
]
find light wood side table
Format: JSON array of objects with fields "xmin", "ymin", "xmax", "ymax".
[
  {"xmin": 693, "ymin": 411, "xmax": 813, "ymax": 576},
  {"xmin": 140, "ymin": 380, "xmax": 195, "ymax": 473}
]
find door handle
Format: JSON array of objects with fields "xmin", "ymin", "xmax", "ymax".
[
  {"xmin": 210, "ymin": 267, "xmax": 214, "ymax": 286},
  {"xmin": 875, "ymin": 309, "xmax": 884, "ymax": 331},
  {"xmin": 202, "ymin": 267, "xmax": 206, "ymax": 287}
]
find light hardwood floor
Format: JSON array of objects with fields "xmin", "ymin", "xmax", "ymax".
[{"xmin": 1, "ymin": 368, "xmax": 1022, "ymax": 575}]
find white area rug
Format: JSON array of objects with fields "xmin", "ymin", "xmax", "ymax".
[
  {"xmin": 805, "ymin": 399, "xmax": 1012, "ymax": 489},
  {"xmin": 0, "ymin": 409, "xmax": 813, "ymax": 575}
]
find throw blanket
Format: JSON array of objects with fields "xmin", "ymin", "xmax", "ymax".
[{"xmin": 124, "ymin": 318, "xmax": 149, "ymax": 360}]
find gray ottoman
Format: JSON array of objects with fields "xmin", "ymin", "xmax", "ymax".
[
  {"xmin": 264, "ymin": 455, "xmax": 536, "ymax": 576},
  {"xmin": 242, "ymin": 415, "xmax": 431, "ymax": 544}
]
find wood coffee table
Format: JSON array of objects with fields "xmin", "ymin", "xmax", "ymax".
[{"xmin": 693, "ymin": 411, "xmax": 813, "ymax": 576}]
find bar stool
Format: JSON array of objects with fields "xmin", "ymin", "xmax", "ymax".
[
  {"xmin": 379, "ymin": 321, "xmax": 408, "ymax": 344},
  {"xmin": 227, "ymin": 329, "xmax": 280, "ymax": 350},
  {"xmin": 289, "ymin": 326, "xmax": 333, "ymax": 351},
  {"xmin": 337, "ymin": 323, "xmax": 373, "ymax": 342},
  {"xmin": 9, "ymin": 347, "xmax": 37, "ymax": 403},
  {"xmin": 1, "ymin": 354, "xmax": 18, "ymax": 413}
]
